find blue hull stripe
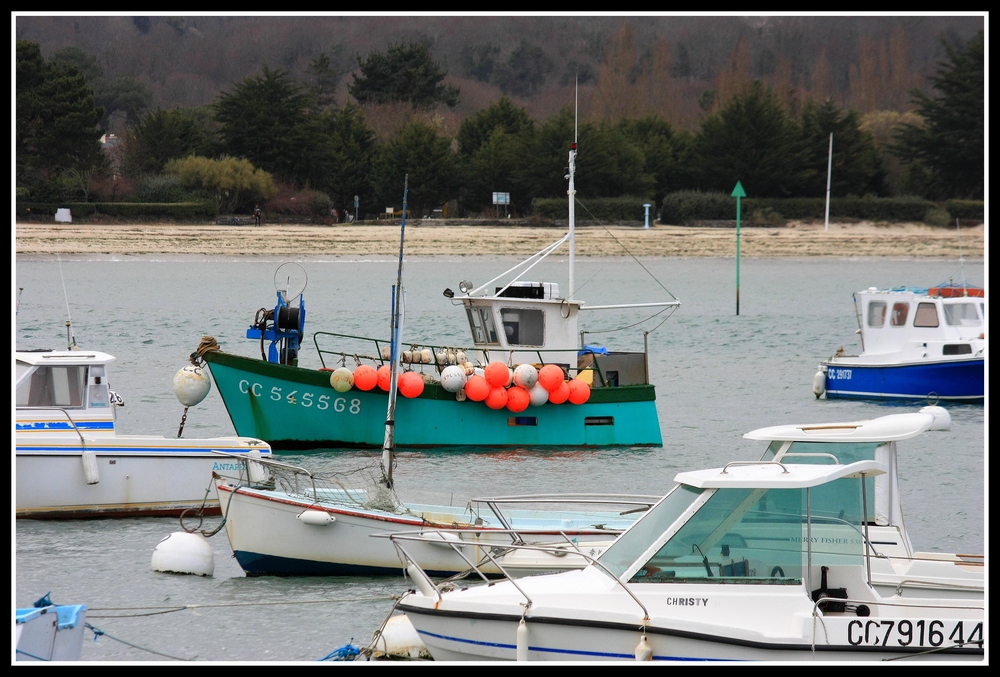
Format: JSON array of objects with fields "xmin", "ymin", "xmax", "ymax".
[
  {"xmin": 17, "ymin": 421, "xmax": 116, "ymax": 432},
  {"xmin": 234, "ymin": 551, "xmax": 450, "ymax": 578}
]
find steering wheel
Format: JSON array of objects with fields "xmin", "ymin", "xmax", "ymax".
[{"xmin": 770, "ymin": 566, "xmax": 785, "ymax": 578}]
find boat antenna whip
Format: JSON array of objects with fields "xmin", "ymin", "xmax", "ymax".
[
  {"xmin": 381, "ymin": 175, "xmax": 409, "ymax": 489},
  {"xmin": 56, "ymin": 254, "xmax": 78, "ymax": 350},
  {"xmin": 567, "ymin": 76, "xmax": 578, "ymax": 300}
]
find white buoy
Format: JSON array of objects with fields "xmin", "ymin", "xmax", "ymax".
[
  {"xmin": 440, "ymin": 365, "xmax": 468, "ymax": 393},
  {"xmin": 151, "ymin": 531, "xmax": 215, "ymax": 576},
  {"xmin": 516, "ymin": 619, "xmax": 529, "ymax": 661},
  {"xmin": 246, "ymin": 449, "xmax": 269, "ymax": 483},
  {"xmin": 513, "ymin": 364, "xmax": 539, "ymax": 389},
  {"xmin": 329, "ymin": 367, "xmax": 354, "ymax": 393},
  {"xmin": 812, "ymin": 368, "xmax": 826, "ymax": 399},
  {"xmin": 173, "ymin": 365, "xmax": 211, "ymax": 407},
  {"xmin": 372, "ymin": 615, "xmax": 431, "ymax": 660},
  {"xmin": 635, "ymin": 634, "xmax": 653, "ymax": 661},
  {"xmin": 297, "ymin": 509, "xmax": 335, "ymax": 526},
  {"xmin": 528, "ymin": 383, "xmax": 549, "ymax": 407},
  {"xmin": 920, "ymin": 405, "xmax": 952, "ymax": 431},
  {"xmin": 81, "ymin": 450, "xmax": 100, "ymax": 485}
]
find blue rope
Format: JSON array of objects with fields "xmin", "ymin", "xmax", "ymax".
[{"xmin": 319, "ymin": 640, "xmax": 360, "ymax": 661}]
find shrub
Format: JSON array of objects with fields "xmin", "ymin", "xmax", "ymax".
[
  {"xmin": 135, "ymin": 174, "xmax": 189, "ymax": 203},
  {"xmin": 923, "ymin": 207, "xmax": 952, "ymax": 227},
  {"xmin": 944, "ymin": 199, "xmax": 984, "ymax": 222}
]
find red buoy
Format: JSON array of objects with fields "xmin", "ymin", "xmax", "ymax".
[
  {"xmin": 464, "ymin": 374, "xmax": 490, "ymax": 402},
  {"xmin": 548, "ymin": 380, "xmax": 570, "ymax": 404},
  {"xmin": 567, "ymin": 379, "xmax": 591, "ymax": 404},
  {"xmin": 538, "ymin": 364, "xmax": 565, "ymax": 392},
  {"xmin": 485, "ymin": 386, "xmax": 509, "ymax": 410},
  {"xmin": 506, "ymin": 386, "xmax": 530, "ymax": 412},
  {"xmin": 484, "ymin": 361, "xmax": 510, "ymax": 388},
  {"xmin": 398, "ymin": 371, "xmax": 424, "ymax": 398},
  {"xmin": 377, "ymin": 365, "xmax": 392, "ymax": 391},
  {"xmin": 354, "ymin": 364, "xmax": 378, "ymax": 391}
]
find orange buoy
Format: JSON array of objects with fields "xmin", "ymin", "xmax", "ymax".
[
  {"xmin": 485, "ymin": 386, "xmax": 509, "ymax": 410},
  {"xmin": 538, "ymin": 364, "xmax": 565, "ymax": 392},
  {"xmin": 354, "ymin": 364, "xmax": 378, "ymax": 391},
  {"xmin": 464, "ymin": 374, "xmax": 490, "ymax": 402},
  {"xmin": 567, "ymin": 379, "xmax": 591, "ymax": 404},
  {"xmin": 548, "ymin": 380, "xmax": 570, "ymax": 404},
  {"xmin": 484, "ymin": 361, "xmax": 509, "ymax": 388},
  {"xmin": 398, "ymin": 371, "xmax": 424, "ymax": 398},
  {"xmin": 377, "ymin": 364, "xmax": 392, "ymax": 391},
  {"xmin": 506, "ymin": 386, "xmax": 530, "ymax": 413}
]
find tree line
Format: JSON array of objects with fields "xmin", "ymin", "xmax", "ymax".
[{"xmin": 16, "ymin": 31, "xmax": 983, "ymax": 222}]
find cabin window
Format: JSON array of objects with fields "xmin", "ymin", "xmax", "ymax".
[
  {"xmin": 866, "ymin": 301, "xmax": 886, "ymax": 328},
  {"xmin": 942, "ymin": 344, "xmax": 973, "ymax": 355},
  {"xmin": 466, "ymin": 307, "xmax": 500, "ymax": 345},
  {"xmin": 913, "ymin": 302, "xmax": 940, "ymax": 328},
  {"xmin": 500, "ymin": 308, "xmax": 544, "ymax": 346},
  {"xmin": 890, "ymin": 303, "xmax": 909, "ymax": 326},
  {"xmin": 626, "ymin": 480, "xmax": 866, "ymax": 585},
  {"xmin": 943, "ymin": 302, "xmax": 982, "ymax": 327},
  {"xmin": 16, "ymin": 365, "xmax": 87, "ymax": 408}
]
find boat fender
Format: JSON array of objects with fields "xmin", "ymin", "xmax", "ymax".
[
  {"xmin": 81, "ymin": 450, "xmax": 100, "ymax": 485},
  {"xmin": 919, "ymin": 405, "xmax": 952, "ymax": 431},
  {"xmin": 420, "ymin": 531, "xmax": 464, "ymax": 548},
  {"xmin": 812, "ymin": 368, "xmax": 826, "ymax": 399},
  {"xmin": 440, "ymin": 365, "xmax": 467, "ymax": 393},
  {"xmin": 297, "ymin": 510, "xmax": 335, "ymax": 526},
  {"xmin": 406, "ymin": 564, "xmax": 437, "ymax": 598},
  {"xmin": 330, "ymin": 367, "xmax": 354, "ymax": 393},
  {"xmin": 635, "ymin": 634, "xmax": 653, "ymax": 661},
  {"xmin": 151, "ymin": 531, "xmax": 214, "ymax": 576},
  {"xmin": 516, "ymin": 619, "xmax": 529, "ymax": 661},
  {"xmin": 173, "ymin": 365, "xmax": 211, "ymax": 407},
  {"xmin": 247, "ymin": 449, "xmax": 269, "ymax": 484}
]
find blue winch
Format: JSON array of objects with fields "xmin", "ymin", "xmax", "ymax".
[{"xmin": 247, "ymin": 288, "xmax": 306, "ymax": 366}]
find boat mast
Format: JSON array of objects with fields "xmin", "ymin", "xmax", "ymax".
[
  {"xmin": 567, "ymin": 80, "xmax": 578, "ymax": 300},
  {"xmin": 381, "ymin": 175, "xmax": 409, "ymax": 489}
]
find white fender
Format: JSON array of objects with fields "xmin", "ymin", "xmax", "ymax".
[
  {"xmin": 246, "ymin": 449, "xmax": 268, "ymax": 484},
  {"xmin": 406, "ymin": 564, "xmax": 437, "ymax": 597},
  {"xmin": 812, "ymin": 368, "xmax": 826, "ymax": 399},
  {"xmin": 173, "ymin": 365, "xmax": 211, "ymax": 407},
  {"xmin": 419, "ymin": 531, "xmax": 464, "ymax": 549},
  {"xmin": 635, "ymin": 634, "xmax": 653, "ymax": 661},
  {"xmin": 297, "ymin": 509, "xmax": 335, "ymax": 526},
  {"xmin": 516, "ymin": 619, "xmax": 529, "ymax": 661},
  {"xmin": 81, "ymin": 450, "xmax": 100, "ymax": 485}
]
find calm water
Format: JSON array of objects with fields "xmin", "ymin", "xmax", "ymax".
[{"xmin": 14, "ymin": 253, "xmax": 986, "ymax": 662}]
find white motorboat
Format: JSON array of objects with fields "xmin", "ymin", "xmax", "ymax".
[
  {"xmin": 813, "ymin": 284, "xmax": 985, "ymax": 401},
  {"xmin": 396, "ymin": 412, "xmax": 985, "ymax": 661},
  {"xmin": 15, "ymin": 596, "xmax": 88, "ymax": 661},
  {"xmin": 16, "ymin": 348, "xmax": 272, "ymax": 519}
]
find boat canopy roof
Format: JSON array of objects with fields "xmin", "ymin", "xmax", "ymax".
[
  {"xmin": 15, "ymin": 350, "xmax": 116, "ymax": 366},
  {"xmin": 743, "ymin": 413, "xmax": 934, "ymax": 443},
  {"xmin": 674, "ymin": 459, "xmax": 885, "ymax": 490}
]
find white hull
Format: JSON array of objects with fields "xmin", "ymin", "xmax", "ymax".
[
  {"xmin": 16, "ymin": 437, "xmax": 269, "ymax": 518},
  {"xmin": 15, "ymin": 604, "xmax": 88, "ymax": 661},
  {"xmin": 216, "ymin": 479, "xmax": 630, "ymax": 577}
]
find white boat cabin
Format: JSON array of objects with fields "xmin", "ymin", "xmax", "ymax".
[
  {"xmin": 15, "ymin": 350, "xmax": 120, "ymax": 436},
  {"xmin": 850, "ymin": 287, "xmax": 985, "ymax": 359}
]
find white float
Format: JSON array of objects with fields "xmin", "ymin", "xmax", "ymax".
[
  {"xmin": 513, "ymin": 364, "xmax": 538, "ymax": 389},
  {"xmin": 151, "ymin": 531, "xmax": 215, "ymax": 576},
  {"xmin": 173, "ymin": 365, "xmax": 211, "ymax": 407},
  {"xmin": 440, "ymin": 365, "xmax": 468, "ymax": 393},
  {"xmin": 330, "ymin": 367, "xmax": 354, "ymax": 393},
  {"xmin": 528, "ymin": 383, "xmax": 549, "ymax": 406},
  {"xmin": 297, "ymin": 509, "xmax": 335, "ymax": 526}
]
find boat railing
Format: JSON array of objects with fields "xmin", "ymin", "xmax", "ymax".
[
  {"xmin": 19, "ymin": 407, "xmax": 87, "ymax": 447},
  {"xmin": 385, "ymin": 528, "xmax": 651, "ymax": 622},
  {"xmin": 213, "ymin": 451, "xmax": 322, "ymax": 499},
  {"xmin": 468, "ymin": 493, "xmax": 659, "ymax": 539},
  {"xmin": 313, "ymin": 331, "xmax": 473, "ymax": 372}
]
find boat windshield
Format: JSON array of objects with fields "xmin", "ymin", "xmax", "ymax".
[
  {"xmin": 760, "ymin": 440, "xmax": 880, "ymax": 514},
  {"xmin": 608, "ymin": 477, "xmax": 867, "ymax": 586}
]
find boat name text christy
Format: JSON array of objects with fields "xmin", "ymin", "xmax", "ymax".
[{"xmin": 665, "ymin": 597, "xmax": 710, "ymax": 606}]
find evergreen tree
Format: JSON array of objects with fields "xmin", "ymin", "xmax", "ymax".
[
  {"xmin": 893, "ymin": 31, "xmax": 984, "ymax": 200},
  {"xmin": 16, "ymin": 40, "xmax": 105, "ymax": 193},
  {"xmin": 376, "ymin": 121, "xmax": 462, "ymax": 217},
  {"xmin": 349, "ymin": 41, "xmax": 459, "ymax": 108},
  {"xmin": 211, "ymin": 67, "xmax": 318, "ymax": 186},
  {"xmin": 124, "ymin": 107, "xmax": 212, "ymax": 175},
  {"xmin": 693, "ymin": 81, "xmax": 807, "ymax": 198},
  {"xmin": 575, "ymin": 124, "xmax": 653, "ymax": 201},
  {"xmin": 800, "ymin": 99, "xmax": 887, "ymax": 197},
  {"xmin": 305, "ymin": 51, "xmax": 340, "ymax": 111},
  {"xmin": 463, "ymin": 126, "xmax": 528, "ymax": 215},
  {"xmin": 315, "ymin": 104, "xmax": 380, "ymax": 218},
  {"xmin": 617, "ymin": 115, "xmax": 695, "ymax": 207},
  {"xmin": 456, "ymin": 97, "xmax": 533, "ymax": 158}
]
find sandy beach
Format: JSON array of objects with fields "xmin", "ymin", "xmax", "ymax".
[{"xmin": 15, "ymin": 220, "xmax": 984, "ymax": 259}]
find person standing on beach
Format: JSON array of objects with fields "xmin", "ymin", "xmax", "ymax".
[{"xmin": 253, "ymin": 203, "xmax": 262, "ymax": 227}]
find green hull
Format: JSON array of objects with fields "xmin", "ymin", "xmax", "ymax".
[{"xmin": 204, "ymin": 351, "xmax": 662, "ymax": 449}]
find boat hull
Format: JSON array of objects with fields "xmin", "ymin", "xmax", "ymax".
[
  {"xmin": 400, "ymin": 604, "xmax": 985, "ymax": 661},
  {"xmin": 15, "ymin": 438, "xmax": 271, "ymax": 519},
  {"xmin": 216, "ymin": 480, "xmax": 629, "ymax": 577},
  {"xmin": 205, "ymin": 351, "xmax": 662, "ymax": 448},
  {"xmin": 15, "ymin": 604, "xmax": 88, "ymax": 662},
  {"xmin": 821, "ymin": 358, "xmax": 984, "ymax": 401}
]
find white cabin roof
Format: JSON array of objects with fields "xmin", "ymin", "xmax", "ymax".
[
  {"xmin": 743, "ymin": 413, "xmax": 934, "ymax": 443},
  {"xmin": 15, "ymin": 350, "xmax": 116, "ymax": 367},
  {"xmin": 674, "ymin": 459, "xmax": 885, "ymax": 489}
]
